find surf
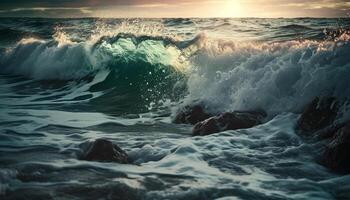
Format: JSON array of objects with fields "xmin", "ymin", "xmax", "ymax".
[{"xmin": 1, "ymin": 23, "xmax": 350, "ymax": 118}]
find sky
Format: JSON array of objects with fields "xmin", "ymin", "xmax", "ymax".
[{"xmin": 0, "ymin": 0, "xmax": 349, "ymax": 18}]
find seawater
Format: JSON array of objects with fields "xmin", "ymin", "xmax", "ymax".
[{"xmin": 0, "ymin": 18, "xmax": 350, "ymax": 200}]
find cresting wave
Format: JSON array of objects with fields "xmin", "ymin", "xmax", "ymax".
[
  {"xmin": 0, "ymin": 32, "xmax": 194, "ymax": 80},
  {"xmin": 0, "ymin": 28, "xmax": 350, "ymax": 118},
  {"xmin": 184, "ymin": 31, "xmax": 350, "ymax": 119}
]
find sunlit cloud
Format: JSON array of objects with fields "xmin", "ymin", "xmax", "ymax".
[{"xmin": 285, "ymin": 1, "xmax": 350, "ymax": 10}]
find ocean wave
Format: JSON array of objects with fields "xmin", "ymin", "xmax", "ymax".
[
  {"xmin": 280, "ymin": 24, "xmax": 313, "ymax": 30},
  {"xmin": 183, "ymin": 31, "xmax": 350, "ymax": 118},
  {"xmin": 0, "ymin": 30, "xmax": 197, "ymax": 80},
  {"xmin": 1, "ymin": 27, "xmax": 350, "ymax": 117}
]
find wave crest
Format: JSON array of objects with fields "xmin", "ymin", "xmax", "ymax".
[
  {"xmin": 0, "ymin": 30, "xmax": 198, "ymax": 80},
  {"xmin": 1, "ymin": 25, "xmax": 350, "ymax": 117}
]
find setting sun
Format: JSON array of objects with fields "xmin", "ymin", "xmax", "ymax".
[{"xmin": 219, "ymin": 0, "xmax": 244, "ymax": 17}]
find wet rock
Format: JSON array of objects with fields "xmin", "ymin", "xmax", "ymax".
[
  {"xmin": 321, "ymin": 123, "xmax": 350, "ymax": 173},
  {"xmin": 297, "ymin": 97, "xmax": 340, "ymax": 133},
  {"xmin": 314, "ymin": 123, "xmax": 346, "ymax": 140},
  {"xmin": 81, "ymin": 139, "xmax": 129, "ymax": 164},
  {"xmin": 192, "ymin": 117, "xmax": 220, "ymax": 136},
  {"xmin": 192, "ymin": 111, "xmax": 266, "ymax": 136},
  {"xmin": 173, "ymin": 104, "xmax": 213, "ymax": 125}
]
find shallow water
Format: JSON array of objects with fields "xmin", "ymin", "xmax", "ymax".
[{"xmin": 0, "ymin": 18, "xmax": 350, "ymax": 199}]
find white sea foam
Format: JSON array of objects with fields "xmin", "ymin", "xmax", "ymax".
[{"xmin": 185, "ymin": 35, "xmax": 350, "ymax": 118}]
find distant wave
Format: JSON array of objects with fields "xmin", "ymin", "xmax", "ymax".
[
  {"xmin": 280, "ymin": 24, "xmax": 313, "ymax": 30},
  {"xmin": 0, "ymin": 28, "xmax": 34, "ymax": 42}
]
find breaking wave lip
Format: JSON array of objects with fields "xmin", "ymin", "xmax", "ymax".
[{"xmin": 93, "ymin": 32, "xmax": 204, "ymax": 50}]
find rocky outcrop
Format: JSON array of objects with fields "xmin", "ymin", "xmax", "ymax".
[
  {"xmin": 174, "ymin": 104, "xmax": 213, "ymax": 125},
  {"xmin": 321, "ymin": 123, "xmax": 350, "ymax": 173},
  {"xmin": 80, "ymin": 139, "xmax": 129, "ymax": 164},
  {"xmin": 192, "ymin": 111, "xmax": 266, "ymax": 136},
  {"xmin": 297, "ymin": 97, "xmax": 340, "ymax": 133},
  {"xmin": 296, "ymin": 97, "xmax": 350, "ymax": 173}
]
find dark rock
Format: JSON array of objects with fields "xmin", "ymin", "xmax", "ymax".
[
  {"xmin": 193, "ymin": 111, "xmax": 266, "ymax": 136},
  {"xmin": 81, "ymin": 139, "xmax": 129, "ymax": 164},
  {"xmin": 192, "ymin": 117, "xmax": 220, "ymax": 136},
  {"xmin": 321, "ymin": 123, "xmax": 350, "ymax": 173},
  {"xmin": 314, "ymin": 123, "xmax": 346, "ymax": 140},
  {"xmin": 297, "ymin": 97, "xmax": 340, "ymax": 133},
  {"xmin": 174, "ymin": 104, "xmax": 213, "ymax": 125}
]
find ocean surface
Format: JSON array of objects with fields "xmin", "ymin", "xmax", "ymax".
[{"xmin": 0, "ymin": 17, "xmax": 350, "ymax": 200}]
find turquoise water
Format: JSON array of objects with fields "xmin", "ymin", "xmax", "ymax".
[{"xmin": 0, "ymin": 18, "xmax": 350, "ymax": 199}]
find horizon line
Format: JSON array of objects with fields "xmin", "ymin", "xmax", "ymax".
[{"xmin": 0, "ymin": 16, "xmax": 348, "ymax": 19}]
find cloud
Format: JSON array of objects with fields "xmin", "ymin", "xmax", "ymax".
[
  {"xmin": 0, "ymin": 7, "xmax": 93, "ymax": 18},
  {"xmin": 0, "ymin": 0, "xmax": 347, "ymax": 18},
  {"xmin": 0, "ymin": 0, "xmax": 195, "ymax": 8},
  {"xmin": 9, "ymin": 7, "xmax": 92, "ymax": 13},
  {"xmin": 284, "ymin": 0, "xmax": 350, "ymax": 10}
]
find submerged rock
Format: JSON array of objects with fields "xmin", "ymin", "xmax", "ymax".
[
  {"xmin": 81, "ymin": 139, "xmax": 129, "ymax": 164},
  {"xmin": 321, "ymin": 123, "xmax": 350, "ymax": 173},
  {"xmin": 297, "ymin": 97, "xmax": 340, "ymax": 133},
  {"xmin": 174, "ymin": 104, "xmax": 213, "ymax": 125},
  {"xmin": 192, "ymin": 111, "xmax": 266, "ymax": 136}
]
